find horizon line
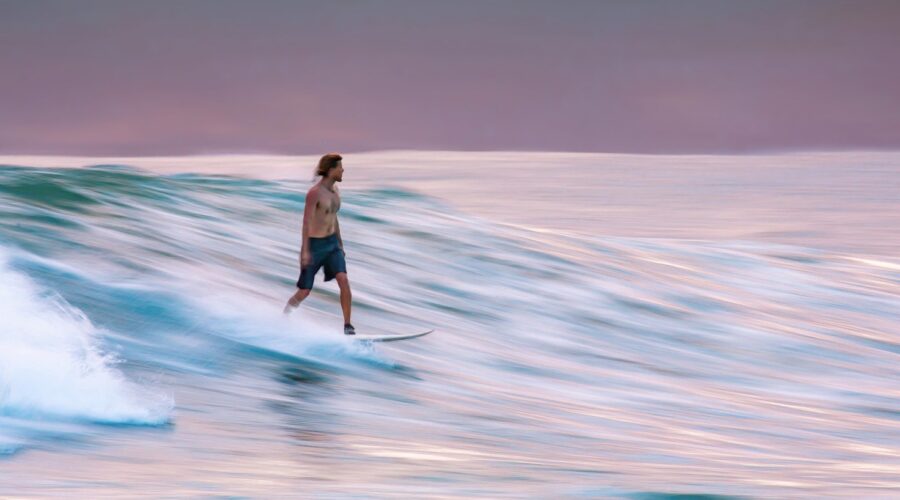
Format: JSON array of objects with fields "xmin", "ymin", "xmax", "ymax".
[{"xmin": 3, "ymin": 146, "xmax": 900, "ymax": 160}]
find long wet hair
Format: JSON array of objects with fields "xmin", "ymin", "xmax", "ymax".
[{"xmin": 314, "ymin": 153, "xmax": 342, "ymax": 180}]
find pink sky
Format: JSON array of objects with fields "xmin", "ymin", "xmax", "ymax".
[{"xmin": 1, "ymin": 0, "xmax": 899, "ymax": 155}]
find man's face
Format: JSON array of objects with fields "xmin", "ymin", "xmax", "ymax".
[{"xmin": 331, "ymin": 161, "xmax": 344, "ymax": 182}]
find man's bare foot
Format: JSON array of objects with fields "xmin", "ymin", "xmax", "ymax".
[{"xmin": 283, "ymin": 298, "xmax": 300, "ymax": 315}]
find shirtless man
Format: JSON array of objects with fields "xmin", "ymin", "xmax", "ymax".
[{"xmin": 283, "ymin": 153, "xmax": 354, "ymax": 335}]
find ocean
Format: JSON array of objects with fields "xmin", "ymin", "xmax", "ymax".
[{"xmin": 0, "ymin": 150, "xmax": 897, "ymax": 498}]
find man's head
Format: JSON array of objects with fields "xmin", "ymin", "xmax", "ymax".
[{"xmin": 315, "ymin": 153, "xmax": 343, "ymax": 182}]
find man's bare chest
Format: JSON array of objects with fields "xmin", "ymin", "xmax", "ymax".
[{"xmin": 315, "ymin": 191, "xmax": 341, "ymax": 215}]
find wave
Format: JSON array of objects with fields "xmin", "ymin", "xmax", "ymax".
[
  {"xmin": 0, "ymin": 248, "xmax": 172, "ymax": 449},
  {"xmin": 0, "ymin": 163, "xmax": 897, "ymax": 495}
]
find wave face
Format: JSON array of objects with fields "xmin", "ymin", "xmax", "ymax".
[
  {"xmin": 0, "ymin": 248, "xmax": 172, "ymax": 455},
  {"xmin": 0, "ymin": 160, "xmax": 897, "ymax": 497}
]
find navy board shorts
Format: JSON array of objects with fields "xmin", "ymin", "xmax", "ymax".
[{"xmin": 297, "ymin": 233, "xmax": 347, "ymax": 290}]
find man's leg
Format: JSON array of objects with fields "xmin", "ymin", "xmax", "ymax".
[
  {"xmin": 287, "ymin": 258, "xmax": 320, "ymax": 314},
  {"xmin": 283, "ymin": 288, "xmax": 311, "ymax": 314},
  {"xmin": 335, "ymin": 272, "xmax": 352, "ymax": 326}
]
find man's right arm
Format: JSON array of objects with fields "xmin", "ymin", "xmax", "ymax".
[{"xmin": 300, "ymin": 188, "xmax": 316, "ymax": 267}]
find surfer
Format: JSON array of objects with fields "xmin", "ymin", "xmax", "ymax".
[{"xmin": 283, "ymin": 153, "xmax": 355, "ymax": 335}]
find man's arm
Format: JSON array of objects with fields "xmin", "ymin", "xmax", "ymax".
[
  {"xmin": 300, "ymin": 188, "xmax": 317, "ymax": 266},
  {"xmin": 335, "ymin": 216, "xmax": 344, "ymax": 252}
]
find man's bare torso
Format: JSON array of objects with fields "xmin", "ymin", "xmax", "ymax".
[{"xmin": 307, "ymin": 184, "xmax": 341, "ymax": 237}]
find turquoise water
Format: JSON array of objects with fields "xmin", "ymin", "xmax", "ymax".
[{"xmin": 0, "ymin": 156, "xmax": 898, "ymax": 498}]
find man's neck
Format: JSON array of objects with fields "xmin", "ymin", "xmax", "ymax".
[{"xmin": 320, "ymin": 178, "xmax": 336, "ymax": 192}]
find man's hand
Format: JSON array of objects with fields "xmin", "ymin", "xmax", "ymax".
[{"xmin": 301, "ymin": 250, "xmax": 311, "ymax": 269}]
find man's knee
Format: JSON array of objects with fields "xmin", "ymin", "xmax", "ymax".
[
  {"xmin": 335, "ymin": 272, "xmax": 350, "ymax": 289},
  {"xmin": 296, "ymin": 288, "xmax": 311, "ymax": 298}
]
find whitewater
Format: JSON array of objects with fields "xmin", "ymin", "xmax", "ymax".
[{"xmin": 0, "ymin": 150, "xmax": 897, "ymax": 498}]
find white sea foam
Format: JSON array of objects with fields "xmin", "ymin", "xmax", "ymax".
[{"xmin": 0, "ymin": 250, "xmax": 172, "ymax": 425}]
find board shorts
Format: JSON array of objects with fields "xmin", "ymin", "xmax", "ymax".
[{"xmin": 296, "ymin": 233, "xmax": 347, "ymax": 290}]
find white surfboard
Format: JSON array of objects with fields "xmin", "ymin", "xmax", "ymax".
[{"xmin": 352, "ymin": 329, "xmax": 434, "ymax": 342}]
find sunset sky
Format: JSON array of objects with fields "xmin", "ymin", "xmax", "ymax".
[{"xmin": 1, "ymin": 0, "xmax": 899, "ymax": 155}]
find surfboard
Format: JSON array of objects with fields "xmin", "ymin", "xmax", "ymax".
[{"xmin": 352, "ymin": 329, "xmax": 434, "ymax": 342}]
